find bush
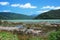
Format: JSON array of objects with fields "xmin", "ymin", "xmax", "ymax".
[{"xmin": 48, "ymin": 30, "xmax": 60, "ymax": 40}]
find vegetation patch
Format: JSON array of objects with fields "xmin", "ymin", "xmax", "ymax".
[{"xmin": 0, "ymin": 32, "xmax": 19, "ymax": 40}]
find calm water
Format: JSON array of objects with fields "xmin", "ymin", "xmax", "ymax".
[{"xmin": 2, "ymin": 19, "xmax": 60, "ymax": 24}]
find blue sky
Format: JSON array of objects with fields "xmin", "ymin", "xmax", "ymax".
[{"xmin": 0, "ymin": 0, "xmax": 60, "ymax": 15}]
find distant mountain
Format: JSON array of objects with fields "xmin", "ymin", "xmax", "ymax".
[
  {"xmin": 35, "ymin": 9, "xmax": 60, "ymax": 19},
  {"xmin": 0, "ymin": 12, "xmax": 32, "ymax": 20},
  {"xmin": 30, "ymin": 14, "xmax": 38, "ymax": 18}
]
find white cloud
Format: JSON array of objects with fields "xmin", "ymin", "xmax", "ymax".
[
  {"xmin": 37, "ymin": 6, "xmax": 60, "ymax": 13},
  {"xmin": 42, "ymin": 6, "xmax": 54, "ymax": 9},
  {"xmin": 37, "ymin": 10, "xmax": 49, "ymax": 13},
  {"xmin": 3, "ymin": 10, "xmax": 10, "ymax": 12},
  {"xmin": 54, "ymin": 7, "xmax": 60, "ymax": 9},
  {"xmin": 19, "ymin": 3, "xmax": 37, "ymax": 8},
  {"xmin": 11, "ymin": 3, "xmax": 37, "ymax": 8},
  {"xmin": 41, "ymin": 6, "xmax": 60, "ymax": 10},
  {"xmin": 0, "ymin": 2, "xmax": 9, "ymax": 5},
  {"xmin": 11, "ymin": 4, "xmax": 20, "ymax": 7},
  {"xmin": 38, "ymin": 6, "xmax": 60, "ymax": 13}
]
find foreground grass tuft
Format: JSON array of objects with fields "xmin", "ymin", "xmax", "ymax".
[{"xmin": 0, "ymin": 32, "xmax": 19, "ymax": 40}]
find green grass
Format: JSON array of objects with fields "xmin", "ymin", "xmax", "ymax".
[{"xmin": 0, "ymin": 32, "xmax": 19, "ymax": 40}]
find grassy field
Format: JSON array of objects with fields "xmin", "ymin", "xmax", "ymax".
[{"xmin": 0, "ymin": 32, "xmax": 19, "ymax": 40}]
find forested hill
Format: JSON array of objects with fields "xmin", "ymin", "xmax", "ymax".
[
  {"xmin": 35, "ymin": 9, "xmax": 60, "ymax": 19},
  {"xmin": 0, "ymin": 12, "xmax": 32, "ymax": 20}
]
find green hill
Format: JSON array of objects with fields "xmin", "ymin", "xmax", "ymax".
[
  {"xmin": 0, "ymin": 12, "xmax": 32, "ymax": 20},
  {"xmin": 35, "ymin": 9, "xmax": 60, "ymax": 19}
]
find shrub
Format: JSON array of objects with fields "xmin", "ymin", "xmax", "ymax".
[{"xmin": 48, "ymin": 30, "xmax": 60, "ymax": 40}]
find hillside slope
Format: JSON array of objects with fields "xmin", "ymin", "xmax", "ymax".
[
  {"xmin": 0, "ymin": 12, "xmax": 32, "ymax": 20},
  {"xmin": 35, "ymin": 9, "xmax": 60, "ymax": 19}
]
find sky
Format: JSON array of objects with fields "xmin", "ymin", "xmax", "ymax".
[{"xmin": 0, "ymin": 0, "xmax": 60, "ymax": 15}]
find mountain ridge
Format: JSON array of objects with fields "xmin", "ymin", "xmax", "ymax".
[
  {"xmin": 0, "ymin": 12, "xmax": 32, "ymax": 20},
  {"xmin": 35, "ymin": 9, "xmax": 60, "ymax": 19}
]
